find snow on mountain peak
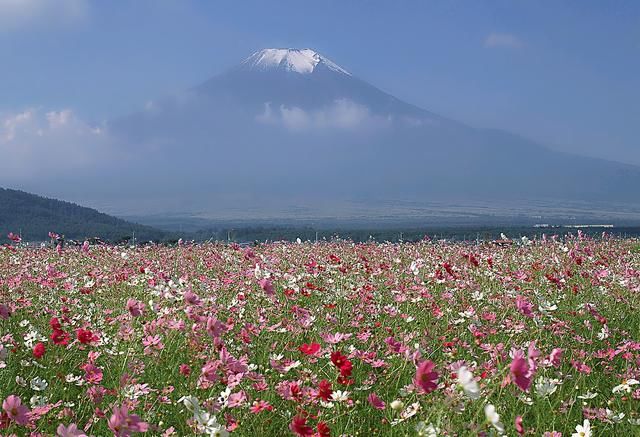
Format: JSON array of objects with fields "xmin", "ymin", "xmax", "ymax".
[{"xmin": 241, "ymin": 48, "xmax": 351, "ymax": 75}]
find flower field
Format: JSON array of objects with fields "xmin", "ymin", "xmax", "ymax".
[{"xmin": 1, "ymin": 236, "xmax": 640, "ymax": 436}]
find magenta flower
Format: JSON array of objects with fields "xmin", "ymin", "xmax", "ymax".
[
  {"xmin": 126, "ymin": 298, "xmax": 144, "ymax": 317},
  {"xmin": 367, "ymin": 392, "xmax": 386, "ymax": 410},
  {"xmin": 80, "ymin": 362, "xmax": 103, "ymax": 384},
  {"xmin": 510, "ymin": 350, "xmax": 532, "ymax": 391},
  {"xmin": 516, "ymin": 295, "xmax": 534, "ymax": 318},
  {"xmin": 549, "ymin": 348, "xmax": 563, "ymax": 367},
  {"xmin": 258, "ymin": 278, "xmax": 274, "ymax": 296},
  {"xmin": 2, "ymin": 395, "xmax": 29, "ymax": 426},
  {"xmin": 414, "ymin": 360, "xmax": 439, "ymax": 394}
]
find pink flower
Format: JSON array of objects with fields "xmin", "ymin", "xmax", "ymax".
[
  {"xmin": 107, "ymin": 405, "xmax": 149, "ymax": 436},
  {"xmin": 515, "ymin": 416, "xmax": 524, "ymax": 435},
  {"xmin": 126, "ymin": 299, "xmax": 144, "ymax": 317},
  {"xmin": 0, "ymin": 304, "xmax": 9, "ymax": 319},
  {"xmin": 414, "ymin": 360, "xmax": 439, "ymax": 394},
  {"xmin": 183, "ymin": 290, "xmax": 201, "ymax": 306},
  {"xmin": 367, "ymin": 392, "xmax": 386, "ymax": 410},
  {"xmin": 80, "ymin": 362, "xmax": 103, "ymax": 384},
  {"xmin": 142, "ymin": 335, "xmax": 164, "ymax": 355},
  {"xmin": 549, "ymin": 348, "xmax": 563, "ymax": 367},
  {"xmin": 249, "ymin": 399, "xmax": 273, "ymax": 413},
  {"xmin": 510, "ymin": 350, "xmax": 532, "ymax": 391},
  {"xmin": 206, "ymin": 316, "xmax": 227, "ymax": 338},
  {"xmin": 227, "ymin": 391, "xmax": 247, "ymax": 408},
  {"xmin": 57, "ymin": 423, "xmax": 87, "ymax": 437},
  {"xmin": 2, "ymin": 395, "xmax": 29, "ymax": 426},
  {"xmin": 7, "ymin": 232, "xmax": 21, "ymax": 243},
  {"xmin": 516, "ymin": 295, "xmax": 534, "ymax": 318},
  {"xmin": 86, "ymin": 385, "xmax": 107, "ymax": 404},
  {"xmin": 258, "ymin": 278, "xmax": 275, "ymax": 296},
  {"xmin": 321, "ymin": 332, "xmax": 352, "ymax": 344}
]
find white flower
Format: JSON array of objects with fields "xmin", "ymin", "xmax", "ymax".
[
  {"xmin": 606, "ymin": 409, "xmax": 625, "ymax": 423},
  {"xmin": 24, "ymin": 330, "xmax": 38, "ymax": 348},
  {"xmin": 65, "ymin": 373, "xmax": 84, "ymax": 386},
  {"xmin": 577, "ymin": 391, "xmax": 598, "ymax": 399},
  {"xmin": 535, "ymin": 377, "xmax": 559, "ymax": 397},
  {"xmin": 416, "ymin": 421, "xmax": 439, "ymax": 436},
  {"xmin": 401, "ymin": 402, "xmax": 420, "ymax": 419},
  {"xmin": 612, "ymin": 379, "xmax": 639, "ymax": 394},
  {"xmin": 597, "ymin": 325, "xmax": 609, "ymax": 340},
  {"xmin": 30, "ymin": 376, "xmax": 48, "ymax": 391},
  {"xmin": 179, "ymin": 395, "xmax": 201, "ymax": 412},
  {"xmin": 30, "ymin": 395, "xmax": 48, "ymax": 408},
  {"xmin": 390, "ymin": 400, "xmax": 404, "ymax": 411},
  {"xmin": 330, "ymin": 390, "xmax": 350, "ymax": 402},
  {"xmin": 484, "ymin": 404, "xmax": 505, "ymax": 434},
  {"xmin": 457, "ymin": 366, "xmax": 480, "ymax": 399},
  {"xmin": 572, "ymin": 419, "xmax": 592, "ymax": 437}
]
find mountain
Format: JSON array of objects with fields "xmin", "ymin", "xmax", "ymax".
[
  {"xmin": 72, "ymin": 48, "xmax": 640, "ymax": 215},
  {"xmin": 0, "ymin": 188, "xmax": 168, "ymax": 243}
]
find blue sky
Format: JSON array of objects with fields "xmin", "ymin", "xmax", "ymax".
[{"xmin": 1, "ymin": 0, "xmax": 639, "ymax": 163}]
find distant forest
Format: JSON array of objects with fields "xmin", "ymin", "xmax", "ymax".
[{"xmin": 0, "ymin": 188, "xmax": 167, "ymax": 243}]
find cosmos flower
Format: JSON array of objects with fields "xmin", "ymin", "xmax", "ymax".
[
  {"xmin": 2, "ymin": 395, "xmax": 29, "ymax": 425},
  {"xmin": 572, "ymin": 419, "xmax": 592, "ymax": 437},
  {"xmin": 484, "ymin": 404, "xmax": 504, "ymax": 434},
  {"xmin": 107, "ymin": 405, "xmax": 149, "ymax": 436},
  {"xmin": 414, "ymin": 360, "xmax": 438, "ymax": 394},
  {"xmin": 457, "ymin": 366, "xmax": 480, "ymax": 399}
]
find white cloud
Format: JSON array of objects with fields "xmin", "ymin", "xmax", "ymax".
[
  {"xmin": 257, "ymin": 99, "xmax": 387, "ymax": 131},
  {"xmin": 483, "ymin": 32, "xmax": 523, "ymax": 49},
  {"xmin": 0, "ymin": 0, "xmax": 88, "ymax": 31},
  {"xmin": 0, "ymin": 107, "xmax": 111, "ymax": 179}
]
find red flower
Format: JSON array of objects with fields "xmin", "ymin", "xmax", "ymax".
[
  {"xmin": 339, "ymin": 359, "xmax": 352, "ymax": 377},
  {"xmin": 330, "ymin": 351, "xmax": 348, "ymax": 368},
  {"xmin": 317, "ymin": 379, "xmax": 332, "ymax": 401},
  {"xmin": 299, "ymin": 342, "xmax": 321, "ymax": 356},
  {"xmin": 77, "ymin": 328, "xmax": 97, "ymax": 345},
  {"xmin": 49, "ymin": 317, "xmax": 62, "ymax": 330},
  {"xmin": 32, "ymin": 342, "xmax": 45, "ymax": 359},
  {"xmin": 290, "ymin": 416, "xmax": 314, "ymax": 437},
  {"xmin": 179, "ymin": 364, "xmax": 191, "ymax": 376},
  {"xmin": 51, "ymin": 329, "xmax": 70, "ymax": 346},
  {"xmin": 414, "ymin": 360, "xmax": 439, "ymax": 394},
  {"xmin": 317, "ymin": 422, "xmax": 331, "ymax": 437}
]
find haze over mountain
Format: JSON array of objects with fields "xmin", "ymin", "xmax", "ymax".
[
  {"xmin": 104, "ymin": 48, "xmax": 640, "ymax": 213},
  {"xmin": 4, "ymin": 48, "xmax": 640, "ymax": 221}
]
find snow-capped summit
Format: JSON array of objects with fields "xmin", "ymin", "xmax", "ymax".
[{"xmin": 241, "ymin": 48, "xmax": 351, "ymax": 75}]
